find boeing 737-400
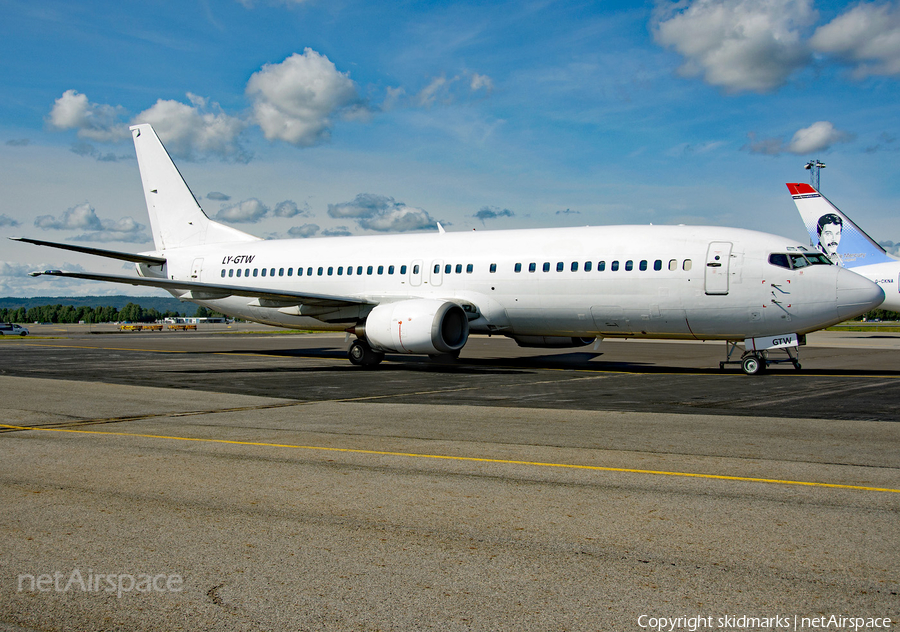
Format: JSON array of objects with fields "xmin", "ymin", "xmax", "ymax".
[
  {"xmin": 13, "ymin": 125, "xmax": 884, "ymax": 374},
  {"xmin": 788, "ymin": 182, "xmax": 900, "ymax": 312}
]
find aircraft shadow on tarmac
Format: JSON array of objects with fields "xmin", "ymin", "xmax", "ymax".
[{"xmin": 196, "ymin": 346, "xmax": 900, "ymax": 377}]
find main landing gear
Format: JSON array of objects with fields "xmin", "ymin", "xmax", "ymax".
[
  {"xmin": 348, "ymin": 339, "xmax": 384, "ymax": 368},
  {"xmin": 720, "ymin": 341, "xmax": 802, "ymax": 375}
]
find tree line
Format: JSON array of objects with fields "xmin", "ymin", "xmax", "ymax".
[{"xmin": 0, "ymin": 303, "xmax": 187, "ymax": 324}]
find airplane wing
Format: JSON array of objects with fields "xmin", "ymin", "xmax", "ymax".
[
  {"xmin": 10, "ymin": 237, "xmax": 167, "ymax": 266},
  {"xmin": 29, "ymin": 270, "xmax": 371, "ymax": 309}
]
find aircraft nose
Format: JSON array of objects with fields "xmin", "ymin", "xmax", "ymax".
[{"xmin": 835, "ymin": 267, "xmax": 884, "ymax": 320}]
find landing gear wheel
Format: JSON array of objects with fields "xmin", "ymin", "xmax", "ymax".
[
  {"xmin": 348, "ymin": 340, "xmax": 384, "ymax": 367},
  {"xmin": 741, "ymin": 354, "xmax": 765, "ymax": 376}
]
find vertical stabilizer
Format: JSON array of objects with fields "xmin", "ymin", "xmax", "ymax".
[
  {"xmin": 786, "ymin": 183, "xmax": 894, "ymax": 267},
  {"xmin": 131, "ymin": 124, "xmax": 259, "ymax": 250}
]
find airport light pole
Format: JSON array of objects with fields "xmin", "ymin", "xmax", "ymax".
[{"xmin": 805, "ymin": 159, "xmax": 826, "ymax": 190}]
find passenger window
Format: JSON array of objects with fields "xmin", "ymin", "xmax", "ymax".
[
  {"xmin": 453, "ymin": 264, "xmax": 460, "ymax": 274},
  {"xmin": 261, "ymin": 268, "xmax": 266, "ymax": 277},
  {"xmin": 287, "ymin": 268, "xmax": 293, "ymax": 276},
  {"xmin": 528, "ymin": 263, "xmax": 536, "ymax": 273},
  {"xmin": 434, "ymin": 264, "xmax": 440, "ymax": 274},
  {"xmin": 367, "ymin": 266, "xmax": 374, "ymax": 275},
  {"xmin": 557, "ymin": 262, "xmax": 564, "ymax": 272},
  {"xmin": 245, "ymin": 268, "xmax": 250, "ymax": 276},
  {"xmin": 413, "ymin": 264, "xmax": 419, "ymax": 274},
  {"xmin": 683, "ymin": 259, "xmax": 692, "ymax": 271},
  {"xmin": 611, "ymin": 261, "xmax": 619, "ymax": 271},
  {"xmin": 584, "ymin": 261, "xmax": 592, "ymax": 272},
  {"xmin": 337, "ymin": 266, "xmax": 343, "ymax": 275},
  {"xmin": 253, "ymin": 268, "xmax": 258, "ymax": 277},
  {"xmin": 356, "ymin": 266, "xmax": 363, "ymax": 275},
  {"xmin": 571, "ymin": 262, "xmax": 578, "ymax": 272},
  {"xmin": 669, "ymin": 259, "xmax": 677, "ymax": 271},
  {"xmin": 317, "ymin": 267, "xmax": 324, "ymax": 276},
  {"xmin": 490, "ymin": 263, "xmax": 497, "ymax": 273},
  {"xmin": 377, "ymin": 265, "xmax": 384, "ymax": 275},
  {"xmin": 229, "ymin": 269, "xmax": 234, "ymax": 277},
  {"xmin": 625, "ymin": 260, "xmax": 633, "ymax": 271},
  {"xmin": 401, "ymin": 265, "xmax": 408, "ymax": 274},
  {"xmin": 347, "ymin": 266, "xmax": 353, "ymax": 276},
  {"xmin": 639, "ymin": 260, "xmax": 647, "ymax": 271},
  {"xmin": 221, "ymin": 270, "xmax": 226, "ymax": 277},
  {"xmin": 444, "ymin": 264, "xmax": 451, "ymax": 274},
  {"xmin": 237, "ymin": 269, "xmax": 242, "ymax": 277},
  {"xmin": 270, "ymin": 268, "xmax": 275, "ymax": 276},
  {"xmin": 466, "ymin": 264, "xmax": 473, "ymax": 273},
  {"xmin": 598, "ymin": 261, "xmax": 605, "ymax": 271},
  {"xmin": 768, "ymin": 253, "xmax": 791, "ymax": 269},
  {"xmin": 514, "ymin": 263, "xmax": 522, "ymax": 273},
  {"xmin": 543, "ymin": 262, "xmax": 550, "ymax": 272},
  {"xmin": 388, "ymin": 265, "xmax": 395, "ymax": 274},
  {"xmin": 297, "ymin": 268, "xmax": 303, "ymax": 276},
  {"xmin": 654, "ymin": 260, "xmax": 662, "ymax": 271},
  {"xmin": 307, "ymin": 267, "xmax": 313, "ymax": 276},
  {"xmin": 328, "ymin": 267, "xmax": 334, "ymax": 276},
  {"xmin": 279, "ymin": 268, "xmax": 284, "ymax": 276}
]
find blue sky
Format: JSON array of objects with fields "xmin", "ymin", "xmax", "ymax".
[{"xmin": 2, "ymin": 0, "xmax": 899, "ymax": 296}]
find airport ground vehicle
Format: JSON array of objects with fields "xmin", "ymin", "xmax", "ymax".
[{"xmin": 0, "ymin": 323, "xmax": 29, "ymax": 336}]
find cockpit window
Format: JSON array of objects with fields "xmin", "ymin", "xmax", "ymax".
[
  {"xmin": 789, "ymin": 253, "xmax": 810, "ymax": 268},
  {"xmin": 769, "ymin": 252, "xmax": 833, "ymax": 270},
  {"xmin": 769, "ymin": 253, "xmax": 790, "ymax": 269},
  {"xmin": 804, "ymin": 252, "xmax": 832, "ymax": 265}
]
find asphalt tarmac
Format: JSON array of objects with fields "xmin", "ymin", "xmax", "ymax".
[{"xmin": 1, "ymin": 326, "xmax": 898, "ymax": 631}]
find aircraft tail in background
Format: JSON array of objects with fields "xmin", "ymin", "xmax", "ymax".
[
  {"xmin": 786, "ymin": 182, "xmax": 895, "ymax": 268},
  {"xmin": 130, "ymin": 124, "xmax": 259, "ymax": 251}
]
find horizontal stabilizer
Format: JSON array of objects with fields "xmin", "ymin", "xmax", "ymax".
[
  {"xmin": 30, "ymin": 270, "xmax": 371, "ymax": 309},
  {"xmin": 11, "ymin": 237, "xmax": 166, "ymax": 266}
]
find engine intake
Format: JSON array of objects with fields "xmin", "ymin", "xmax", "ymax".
[{"xmin": 362, "ymin": 299, "xmax": 469, "ymax": 355}]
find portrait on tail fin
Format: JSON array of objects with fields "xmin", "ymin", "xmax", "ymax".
[{"xmin": 815, "ymin": 212, "xmax": 843, "ymax": 266}]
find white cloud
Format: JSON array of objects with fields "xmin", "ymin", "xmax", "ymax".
[
  {"xmin": 216, "ymin": 198, "xmax": 269, "ymax": 223},
  {"xmin": 133, "ymin": 93, "xmax": 248, "ymax": 162},
  {"xmin": 287, "ymin": 223, "xmax": 320, "ymax": 238},
  {"xmin": 786, "ymin": 121, "xmax": 852, "ymax": 154},
  {"xmin": 653, "ymin": 0, "xmax": 815, "ymax": 93},
  {"xmin": 47, "ymin": 90, "xmax": 129, "ymax": 142},
  {"xmin": 0, "ymin": 214, "xmax": 21, "ymax": 228},
  {"xmin": 327, "ymin": 193, "xmax": 436, "ymax": 232},
  {"xmin": 207, "ymin": 192, "xmax": 231, "ymax": 201},
  {"xmin": 273, "ymin": 200, "xmax": 310, "ymax": 218},
  {"xmin": 810, "ymin": 2, "xmax": 900, "ymax": 78},
  {"xmin": 470, "ymin": 73, "xmax": 494, "ymax": 93},
  {"xmin": 474, "ymin": 206, "xmax": 514, "ymax": 224},
  {"xmin": 246, "ymin": 49, "xmax": 366, "ymax": 146},
  {"xmin": 34, "ymin": 203, "xmax": 104, "ymax": 231},
  {"xmin": 745, "ymin": 121, "xmax": 852, "ymax": 155},
  {"xmin": 33, "ymin": 203, "xmax": 150, "ymax": 243},
  {"xmin": 322, "ymin": 226, "xmax": 352, "ymax": 236},
  {"xmin": 417, "ymin": 76, "xmax": 453, "ymax": 108}
]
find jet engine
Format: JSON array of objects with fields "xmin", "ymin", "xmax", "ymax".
[
  {"xmin": 511, "ymin": 335, "xmax": 596, "ymax": 348},
  {"xmin": 361, "ymin": 299, "xmax": 469, "ymax": 355}
]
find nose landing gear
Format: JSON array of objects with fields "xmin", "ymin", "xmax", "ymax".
[{"xmin": 720, "ymin": 339, "xmax": 802, "ymax": 375}]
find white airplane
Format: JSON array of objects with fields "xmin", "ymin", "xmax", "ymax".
[
  {"xmin": 13, "ymin": 125, "xmax": 884, "ymax": 374},
  {"xmin": 787, "ymin": 182, "xmax": 900, "ymax": 312}
]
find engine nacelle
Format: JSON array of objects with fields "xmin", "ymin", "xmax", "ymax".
[
  {"xmin": 511, "ymin": 335, "xmax": 596, "ymax": 348},
  {"xmin": 362, "ymin": 299, "xmax": 469, "ymax": 355}
]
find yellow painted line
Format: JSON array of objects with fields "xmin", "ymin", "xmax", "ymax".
[{"xmin": 2, "ymin": 423, "xmax": 897, "ymax": 494}]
